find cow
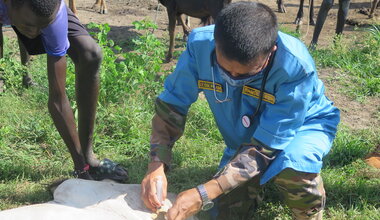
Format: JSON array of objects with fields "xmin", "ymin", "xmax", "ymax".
[
  {"xmin": 277, "ymin": 0, "xmax": 315, "ymax": 25},
  {"xmin": 310, "ymin": 0, "xmax": 351, "ymax": 47},
  {"xmin": 69, "ymin": 0, "xmax": 108, "ymax": 15},
  {"xmin": 369, "ymin": 0, "xmax": 380, "ymax": 18},
  {"xmin": 277, "ymin": 0, "xmax": 378, "ymax": 47},
  {"xmin": 158, "ymin": 0, "xmax": 232, "ymax": 62}
]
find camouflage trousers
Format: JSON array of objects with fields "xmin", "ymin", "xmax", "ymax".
[{"xmin": 215, "ymin": 146, "xmax": 325, "ymax": 220}]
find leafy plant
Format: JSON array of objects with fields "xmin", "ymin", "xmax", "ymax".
[
  {"xmin": 0, "ymin": 50, "xmax": 27, "ymax": 93},
  {"xmin": 75, "ymin": 20, "xmax": 167, "ymax": 104}
]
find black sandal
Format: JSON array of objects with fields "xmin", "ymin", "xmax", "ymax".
[
  {"xmin": 72, "ymin": 164, "xmax": 90, "ymax": 178},
  {"xmin": 89, "ymin": 158, "xmax": 128, "ymax": 182}
]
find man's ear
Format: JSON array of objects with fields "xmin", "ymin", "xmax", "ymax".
[{"xmin": 271, "ymin": 45, "xmax": 278, "ymax": 53}]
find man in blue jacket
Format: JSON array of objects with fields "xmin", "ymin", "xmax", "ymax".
[{"xmin": 141, "ymin": 2, "xmax": 340, "ymax": 219}]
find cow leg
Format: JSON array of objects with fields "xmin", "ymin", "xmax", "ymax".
[
  {"xmin": 0, "ymin": 25, "xmax": 31, "ymax": 91},
  {"xmin": 277, "ymin": 0, "xmax": 287, "ymax": 13},
  {"xmin": 310, "ymin": 0, "xmax": 334, "ymax": 47},
  {"xmin": 0, "ymin": 24, "xmax": 3, "ymax": 93},
  {"xmin": 177, "ymin": 15, "xmax": 190, "ymax": 28},
  {"xmin": 205, "ymin": 16, "xmax": 214, "ymax": 25},
  {"xmin": 69, "ymin": 0, "xmax": 77, "ymax": 15},
  {"xmin": 295, "ymin": 0, "xmax": 305, "ymax": 25},
  {"xmin": 17, "ymin": 37, "xmax": 35, "ymax": 87},
  {"xmin": 369, "ymin": 0, "xmax": 379, "ymax": 18},
  {"xmin": 309, "ymin": 0, "xmax": 315, "ymax": 25},
  {"xmin": 92, "ymin": 0, "xmax": 102, "ymax": 14},
  {"xmin": 17, "ymin": 38, "xmax": 30, "ymax": 68},
  {"xmin": 0, "ymin": 24, "xmax": 3, "ymax": 59},
  {"xmin": 178, "ymin": 15, "xmax": 190, "ymax": 41},
  {"xmin": 165, "ymin": 8, "xmax": 176, "ymax": 62},
  {"xmin": 100, "ymin": 0, "xmax": 108, "ymax": 14},
  {"xmin": 336, "ymin": 0, "xmax": 350, "ymax": 35},
  {"xmin": 185, "ymin": 16, "xmax": 190, "ymax": 28},
  {"xmin": 0, "ymin": 25, "xmax": 33, "ymax": 88}
]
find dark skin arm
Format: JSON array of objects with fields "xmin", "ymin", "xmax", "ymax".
[{"xmin": 46, "ymin": 55, "xmax": 90, "ymax": 178}]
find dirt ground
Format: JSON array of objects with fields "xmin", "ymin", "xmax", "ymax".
[
  {"xmin": 3, "ymin": 0, "xmax": 380, "ymax": 130},
  {"xmin": 68, "ymin": 0, "xmax": 380, "ymax": 47}
]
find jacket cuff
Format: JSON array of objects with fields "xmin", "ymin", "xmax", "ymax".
[
  {"xmin": 214, "ymin": 174, "xmax": 234, "ymax": 193},
  {"xmin": 150, "ymin": 144, "xmax": 172, "ymax": 171}
]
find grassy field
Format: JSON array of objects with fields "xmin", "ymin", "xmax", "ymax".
[{"xmin": 0, "ymin": 21, "xmax": 379, "ymax": 219}]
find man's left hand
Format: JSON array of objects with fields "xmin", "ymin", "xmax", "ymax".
[{"xmin": 166, "ymin": 188, "xmax": 202, "ymax": 220}]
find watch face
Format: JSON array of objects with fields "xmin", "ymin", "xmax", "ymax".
[{"xmin": 202, "ymin": 201, "xmax": 214, "ymax": 211}]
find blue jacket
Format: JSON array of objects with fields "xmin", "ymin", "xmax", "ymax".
[{"xmin": 158, "ymin": 25, "xmax": 340, "ymax": 184}]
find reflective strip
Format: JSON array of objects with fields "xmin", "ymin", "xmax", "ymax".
[
  {"xmin": 242, "ymin": 86, "xmax": 275, "ymax": 104},
  {"xmin": 198, "ymin": 80, "xmax": 223, "ymax": 93}
]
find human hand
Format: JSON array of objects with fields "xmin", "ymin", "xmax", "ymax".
[
  {"xmin": 166, "ymin": 188, "xmax": 202, "ymax": 220},
  {"xmin": 141, "ymin": 161, "xmax": 167, "ymax": 212}
]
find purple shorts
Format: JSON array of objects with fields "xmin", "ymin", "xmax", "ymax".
[{"xmin": 13, "ymin": 7, "xmax": 88, "ymax": 56}]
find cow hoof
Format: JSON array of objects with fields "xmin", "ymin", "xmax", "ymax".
[
  {"xmin": 309, "ymin": 43, "xmax": 317, "ymax": 51},
  {"xmin": 294, "ymin": 18, "xmax": 303, "ymax": 25},
  {"xmin": 0, "ymin": 78, "xmax": 4, "ymax": 93},
  {"xmin": 22, "ymin": 75, "xmax": 37, "ymax": 88},
  {"xmin": 183, "ymin": 35, "xmax": 188, "ymax": 42},
  {"xmin": 278, "ymin": 6, "xmax": 286, "ymax": 13},
  {"xmin": 164, "ymin": 55, "xmax": 172, "ymax": 63}
]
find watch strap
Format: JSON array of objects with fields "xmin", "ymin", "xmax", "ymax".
[{"xmin": 197, "ymin": 184, "xmax": 214, "ymax": 211}]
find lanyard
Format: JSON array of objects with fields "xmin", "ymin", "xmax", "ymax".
[{"xmin": 242, "ymin": 51, "xmax": 275, "ymax": 128}]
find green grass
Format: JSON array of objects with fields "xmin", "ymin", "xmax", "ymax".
[
  {"xmin": 0, "ymin": 21, "xmax": 379, "ymax": 219},
  {"xmin": 280, "ymin": 25, "xmax": 380, "ymax": 99},
  {"xmin": 311, "ymin": 26, "xmax": 380, "ymax": 99}
]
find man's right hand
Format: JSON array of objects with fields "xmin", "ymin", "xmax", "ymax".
[{"xmin": 141, "ymin": 161, "xmax": 167, "ymax": 212}]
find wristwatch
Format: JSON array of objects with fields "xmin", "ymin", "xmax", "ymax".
[{"xmin": 196, "ymin": 184, "xmax": 214, "ymax": 211}]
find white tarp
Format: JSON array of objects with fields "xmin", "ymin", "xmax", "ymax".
[{"xmin": 0, "ymin": 179, "xmax": 198, "ymax": 220}]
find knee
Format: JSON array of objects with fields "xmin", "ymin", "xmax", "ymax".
[
  {"xmin": 274, "ymin": 169, "xmax": 325, "ymax": 217},
  {"xmin": 82, "ymin": 42, "xmax": 102, "ymax": 67},
  {"xmin": 275, "ymin": 168, "xmax": 322, "ymax": 188}
]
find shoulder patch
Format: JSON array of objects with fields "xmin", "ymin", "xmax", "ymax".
[
  {"xmin": 198, "ymin": 80, "xmax": 223, "ymax": 93},
  {"xmin": 242, "ymin": 86, "xmax": 275, "ymax": 104}
]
